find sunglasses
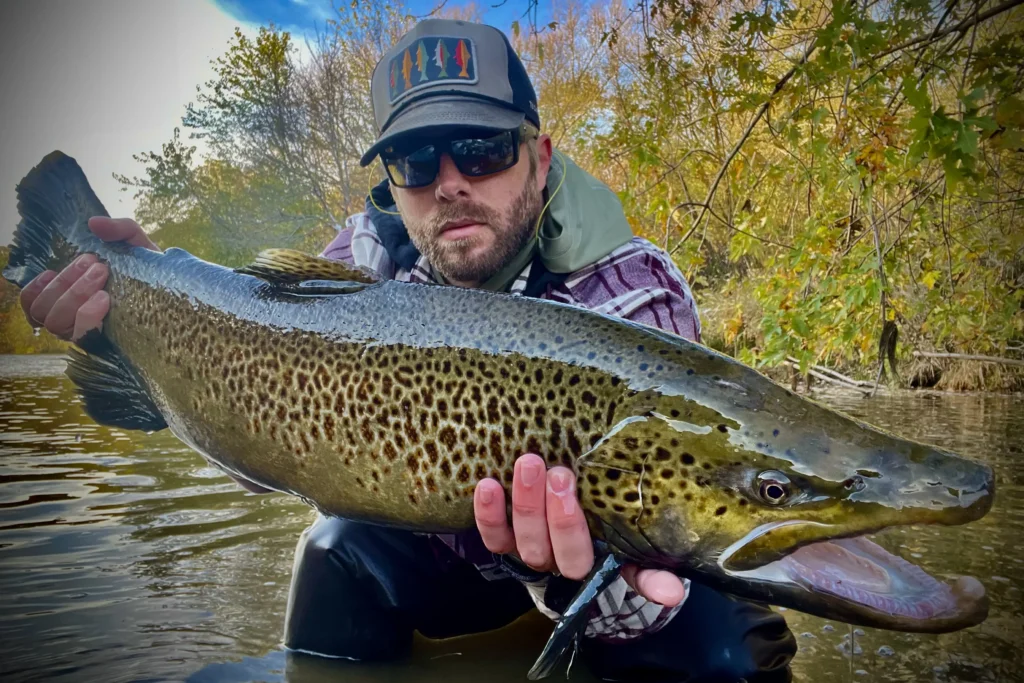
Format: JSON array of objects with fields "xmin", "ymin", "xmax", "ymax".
[{"xmin": 381, "ymin": 124, "xmax": 536, "ymax": 189}]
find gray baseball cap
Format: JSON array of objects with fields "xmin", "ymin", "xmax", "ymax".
[{"xmin": 359, "ymin": 19, "xmax": 540, "ymax": 167}]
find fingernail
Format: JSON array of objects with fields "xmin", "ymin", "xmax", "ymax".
[
  {"xmin": 84, "ymin": 263, "xmax": 105, "ymax": 281},
  {"xmin": 479, "ymin": 486, "xmax": 493, "ymax": 505},
  {"xmin": 520, "ymin": 460, "xmax": 542, "ymax": 487},
  {"xmin": 548, "ymin": 470, "xmax": 576, "ymax": 515},
  {"xmin": 548, "ymin": 468, "xmax": 572, "ymax": 494},
  {"xmin": 73, "ymin": 254, "xmax": 94, "ymax": 269}
]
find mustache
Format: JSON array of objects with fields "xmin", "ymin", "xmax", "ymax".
[{"xmin": 428, "ymin": 202, "xmax": 497, "ymax": 236}]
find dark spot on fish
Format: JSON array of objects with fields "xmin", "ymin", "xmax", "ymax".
[
  {"xmin": 715, "ymin": 506, "xmax": 727, "ymax": 516},
  {"xmin": 587, "ymin": 473, "xmax": 600, "ymax": 486},
  {"xmin": 655, "ymin": 447, "xmax": 671, "ymax": 461},
  {"xmin": 695, "ymin": 475, "xmax": 710, "ymax": 487},
  {"xmin": 651, "ymin": 495, "xmax": 660, "ymax": 505},
  {"xmin": 773, "ymin": 429, "xmax": 780, "ymax": 437},
  {"xmin": 593, "ymin": 499, "xmax": 607, "ymax": 509},
  {"xmin": 681, "ymin": 453, "xmax": 695, "ymax": 465},
  {"xmin": 408, "ymin": 493, "xmax": 418, "ymax": 505},
  {"xmin": 605, "ymin": 486, "xmax": 617, "ymax": 498},
  {"xmin": 569, "ymin": 376, "xmax": 580, "ymax": 386},
  {"xmin": 684, "ymin": 493, "xmax": 693, "ymax": 501},
  {"xmin": 623, "ymin": 491, "xmax": 639, "ymax": 502},
  {"xmin": 702, "ymin": 463, "xmax": 711, "ymax": 470},
  {"xmin": 739, "ymin": 498, "xmax": 748, "ymax": 506},
  {"xmin": 660, "ymin": 469, "xmax": 674, "ymax": 479},
  {"xmin": 613, "ymin": 450, "xmax": 628, "ymax": 461},
  {"xmin": 686, "ymin": 369, "xmax": 695, "ymax": 375},
  {"xmin": 612, "ymin": 504, "xmax": 626, "ymax": 513},
  {"xmin": 425, "ymin": 442, "xmax": 440, "ymax": 464},
  {"xmin": 581, "ymin": 391, "xmax": 597, "ymax": 407},
  {"xmin": 457, "ymin": 464, "xmax": 470, "ymax": 483},
  {"xmin": 406, "ymin": 454, "xmax": 419, "ymax": 473},
  {"xmin": 639, "ymin": 363, "xmax": 648, "ymax": 371},
  {"xmin": 606, "ymin": 469, "xmax": 621, "ymax": 481},
  {"xmin": 623, "ymin": 437, "xmax": 639, "ymax": 451},
  {"xmin": 439, "ymin": 426, "xmax": 457, "ymax": 449}
]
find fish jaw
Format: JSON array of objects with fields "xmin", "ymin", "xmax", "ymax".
[{"xmin": 715, "ymin": 533, "xmax": 988, "ymax": 633}]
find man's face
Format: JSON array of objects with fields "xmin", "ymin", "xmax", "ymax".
[{"xmin": 392, "ymin": 132, "xmax": 553, "ymax": 287}]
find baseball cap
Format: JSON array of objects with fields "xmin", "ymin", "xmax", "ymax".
[{"xmin": 359, "ymin": 19, "xmax": 541, "ymax": 167}]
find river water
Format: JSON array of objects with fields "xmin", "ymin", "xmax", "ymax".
[{"xmin": 0, "ymin": 354, "xmax": 1021, "ymax": 683}]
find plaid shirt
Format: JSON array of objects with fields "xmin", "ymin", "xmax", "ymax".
[{"xmin": 321, "ymin": 212, "xmax": 701, "ymax": 641}]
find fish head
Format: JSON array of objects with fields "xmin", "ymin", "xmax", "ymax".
[{"xmin": 577, "ymin": 394, "xmax": 994, "ymax": 633}]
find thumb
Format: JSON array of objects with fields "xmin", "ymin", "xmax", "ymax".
[{"xmin": 621, "ymin": 564, "xmax": 687, "ymax": 607}]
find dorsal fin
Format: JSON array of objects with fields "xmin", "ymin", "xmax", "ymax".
[{"xmin": 236, "ymin": 249, "xmax": 379, "ymax": 292}]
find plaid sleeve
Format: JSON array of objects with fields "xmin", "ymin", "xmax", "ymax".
[
  {"xmin": 320, "ymin": 212, "xmax": 397, "ymax": 279},
  {"xmin": 520, "ymin": 574, "xmax": 690, "ymax": 641},
  {"xmin": 564, "ymin": 238, "xmax": 701, "ymax": 343}
]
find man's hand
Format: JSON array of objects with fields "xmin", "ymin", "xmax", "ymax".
[
  {"xmin": 19, "ymin": 217, "xmax": 160, "ymax": 342},
  {"xmin": 474, "ymin": 453, "xmax": 686, "ymax": 607}
]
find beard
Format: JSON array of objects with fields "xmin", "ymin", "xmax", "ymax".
[{"xmin": 403, "ymin": 177, "xmax": 543, "ymax": 284}]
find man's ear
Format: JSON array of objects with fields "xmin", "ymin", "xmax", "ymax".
[{"xmin": 535, "ymin": 134, "xmax": 553, "ymax": 191}]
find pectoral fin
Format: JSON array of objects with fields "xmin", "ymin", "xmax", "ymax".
[
  {"xmin": 236, "ymin": 249, "xmax": 379, "ymax": 293},
  {"xmin": 527, "ymin": 552, "xmax": 624, "ymax": 680},
  {"xmin": 66, "ymin": 330, "xmax": 168, "ymax": 433}
]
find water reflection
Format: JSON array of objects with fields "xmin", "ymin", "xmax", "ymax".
[{"xmin": 0, "ymin": 355, "xmax": 1021, "ymax": 682}]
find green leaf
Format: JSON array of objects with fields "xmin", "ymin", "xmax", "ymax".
[{"xmin": 955, "ymin": 126, "xmax": 979, "ymax": 156}]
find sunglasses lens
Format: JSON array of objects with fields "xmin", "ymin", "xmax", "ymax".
[
  {"xmin": 385, "ymin": 144, "xmax": 439, "ymax": 188},
  {"xmin": 451, "ymin": 131, "xmax": 517, "ymax": 176},
  {"xmin": 383, "ymin": 129, "xmax": 520, "ymax": 187}
]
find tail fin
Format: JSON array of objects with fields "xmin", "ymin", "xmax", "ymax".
[{"xmin": 3, "ymin": 151, "xmax": 109, "ymax": 288}]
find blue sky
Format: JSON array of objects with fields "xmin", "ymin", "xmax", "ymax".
[{"xmin": 213, "ymin": 0, "xmax": 554, "ymax": 39}]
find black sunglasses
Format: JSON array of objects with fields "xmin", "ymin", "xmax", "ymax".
[{"xmin": 381, "ymin": 125, "xmax": 534, "ymax": 189}]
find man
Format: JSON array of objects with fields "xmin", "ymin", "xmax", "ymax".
[{"xmin": 20, "ymin": 18, "xmax": 795, "ymax": 682}]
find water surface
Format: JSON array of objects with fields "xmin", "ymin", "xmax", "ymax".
[{"xmin": 1, "ymin": 354, "xmax": 1021, "ymax": 682}]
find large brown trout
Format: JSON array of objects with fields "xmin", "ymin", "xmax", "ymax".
[{"xmin": 5, "ymin": 152, "xmax": 994, "ymax": 677}]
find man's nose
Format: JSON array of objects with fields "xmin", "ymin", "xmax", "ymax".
[{"xmin": 434, "ymin": 154, "xmax": 471, "ymax": 201}]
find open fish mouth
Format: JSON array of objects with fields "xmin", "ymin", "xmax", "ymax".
[{"xmin": 719, "ymin": 524, "xmax": 988, "ymax": 632}]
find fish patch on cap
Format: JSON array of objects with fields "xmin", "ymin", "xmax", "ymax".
[{"xmin": 388, "ymin": 36, "xmax": 478, "ymax": 104}]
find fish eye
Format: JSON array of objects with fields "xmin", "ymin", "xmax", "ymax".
[{"xmin": 756, "ymin": 471, "xmax": 792, "ymax": 505}]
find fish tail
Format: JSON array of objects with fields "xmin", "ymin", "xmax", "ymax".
[{"xmin": 3, "ymin": 151, "xmax": 109, "ymax": 288}]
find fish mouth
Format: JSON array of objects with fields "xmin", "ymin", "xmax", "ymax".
[{"xmin": 719, "ymin": 523, "xmax": 988, "ymax": 632}]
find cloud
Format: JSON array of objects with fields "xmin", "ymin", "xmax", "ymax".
[
  {"xmin": 213, "ymin": 0, "xmax": 336, "ymax": 34},
  {"xmin": 0, "ymin": 0, "xmax": 255, "ymax": 245}
]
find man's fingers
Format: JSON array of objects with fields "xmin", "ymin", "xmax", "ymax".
[
  {"xmin": 72, "ymin": 291, "xmax": 110, "ymax": 341},
  {"xmin": 546, "ymin": 467, "xmax": 594, "ymax": 580},
  {"xmin": 19, "ymin": 271, "xmax": 57, "ymax": 323},
  {"xmin": 43, "ymin": 263, "xmax": 109, "ymax": 339},
  {"xmin": 88, "ymin": 217, "xmax": 160, "ymax": 251},
  {"xmin": 474, "ymin": 477, "xmax": 516, "ymax": 555},
  {"xmin": 511, "ymin": 454, "xmax": 555, "ymax": 572},
  {"xmin": 621, "ymin": 565, "xmax": 687, "ymax": 607},
  {"xmin": 29, "ymin": 254, "xmax": 98, "ymax": 334}
]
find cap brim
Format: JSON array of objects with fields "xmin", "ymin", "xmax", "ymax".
[{"xmin": 360, "ymin": 96, "xmax": 525, "ymax": 166}]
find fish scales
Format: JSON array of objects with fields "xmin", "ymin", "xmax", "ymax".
[{"xmin": 98, "ymin": 247, "xmax": 674, "ymax": 530}]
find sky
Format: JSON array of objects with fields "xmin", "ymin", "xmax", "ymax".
[{"xmin": 0, "ymin": 0, "xmax": 550, "ymax": 246}]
